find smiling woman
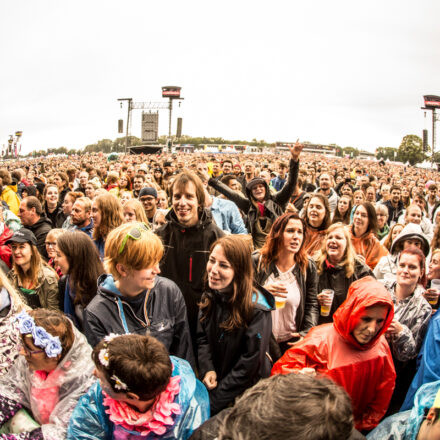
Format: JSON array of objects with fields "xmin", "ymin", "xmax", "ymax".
[
  {"xmin": 382, "ymin": 247, "xmax": 432, "ymax": 412},
  {"xmin": 303, "ymin": 194, "xmax": 332, "ymax": 256},
  {"xmin": 0, "ymin": 309, "xmax": 94, "ymax": 439},
  {"xmin": 314, "ymin": 223, "xmax": 372, "ymax": 324},
  {"xmin": 83, "ymin": 222, "xmax": 195, "ymax": 367},
  {"xmin": 198, "ymin": 234, "xmax": 274, "ymax": 415},
  {"xmin": 349, "ymin": 201, "xmax": 389, "ymax": 270}
]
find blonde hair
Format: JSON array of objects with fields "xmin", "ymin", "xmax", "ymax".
[
  {"xmin": 432, "ymin": 248, "xmax": 440, "ymax": 261},
  {"xmin": 123, "ymin": 199, "xmax": 149, "ymax": 224},
  {"xmin": 104, "ymin": 222, "xmax": 163, "ymax": 280},
  {"xmin": 315, "ymin": 223, "xmax": 359, "ymax": 278},
  {"xmin": 46, "ymin": 228, "xmax": 65, "ymax": 243},
  {"xmin": 0, "ymin": 267, "xmax": 26, "ymax": 312}
]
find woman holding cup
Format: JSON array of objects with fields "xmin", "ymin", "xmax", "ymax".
[
  {"xmin": 314, "ymin": 223, "xmax": 372, "ymax": 324},
  {"xmin": 253, "ymin": 212, "xmax": 319, "ymax": 353},
  {"xmin": 424, "ymin": 249, "xmax": 440, "ymax": 308},
  {"xmin": 384, "ymin": 247, "xmax": 432, "ymax": 412}
]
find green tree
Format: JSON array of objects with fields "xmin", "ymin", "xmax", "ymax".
[
  {"xmin": 376, "ymin": 147, "xmax": 398, "ymax": 161},
  {"xmin": 342, "ymin": 146, "xmax": 360, "ymax": 158},
  {"xmin": 396, "ymin": 135, "xmax": 425, "ymax": 165}
]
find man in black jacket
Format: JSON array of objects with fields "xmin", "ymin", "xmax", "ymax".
[
  {"xmin": 156, "ymin": 172, "xmax": 224, "ymax": 344},
  {"xmin": 383, "ymin": 185, "xmax": 404, "ymax": 226},
  {"xmin": 18, "ymin": 196, "xmax": 52, "ymax": 260},
  {"xmin": 208, "ymin": 142, "xmax": 303, "ymax": 249}
]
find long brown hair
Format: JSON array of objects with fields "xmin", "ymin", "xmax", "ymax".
[
  {"xmin": 305, "ymin": 194, "xmax": 332, "ymax": 231},
  {"xmin": 432, "ymin": 224, "xmax": 440, "ymax": 251},
  {"xmin": 332, "ymin": 195, "xmax": 352, "ymax": 225},
  {"xmin": 199, "ymin": 235, "xmax": 255, "ymax": 331},
  {"xmin": 57, "ymin": 231, "xmax": 104, "ymax": 307},
  {"xmin": 259, "ymin": 212, "xmax": 308, "ymax": 274},
  {"xmin": 12, "ymin": 243, "xmax": 46, "ymax": 287},
  {"xmin": 92, "ymin": 193, "xmax": 124, "ymax": 241}
]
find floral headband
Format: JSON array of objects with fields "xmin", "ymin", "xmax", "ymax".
[
  {"xmin": 98, "ymin": 334, "xmax": 128, "ymax": 392},
  {"xmin": 15, "ymin": 311, "xmax": 63, "ymax": 358}
]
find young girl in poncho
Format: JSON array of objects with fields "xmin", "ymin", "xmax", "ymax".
[{"xmin": 68, "ymin": 334, "xmax": 209, "ymax": 440}]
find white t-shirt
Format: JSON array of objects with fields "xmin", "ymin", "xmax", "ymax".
[{"xmin": 266, "ymin": 264, "xmax": 301, "ymax": 343}]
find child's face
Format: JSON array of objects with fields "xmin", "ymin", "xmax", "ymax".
[
  {"xmin": 417, "ymin": 407, "xmax": 440, "ymax": 440},
  {"xmin": 94, "ymin": 367, "xmax": 126, "ymax": 400}
]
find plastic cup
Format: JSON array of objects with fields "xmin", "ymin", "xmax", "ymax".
[
  {"xmin": 320, "ymin": 289, "xmax": 334, "ymax": 317},
  {"xmin": 428, "ymin": 279, "xmax": 440, "ymax": 306},
  {"xmin": 275, "ymin": 295, "xmax": 287, "ymax": 310}
]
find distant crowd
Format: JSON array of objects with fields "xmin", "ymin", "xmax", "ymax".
[{"xmin": 1, "ymin": 145, "xmax": 440, "ymax": 439}]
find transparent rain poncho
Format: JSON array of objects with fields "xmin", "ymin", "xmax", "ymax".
[{"xmin": 0, "ymin": 325, "xmax": 95, "ymax": 439}]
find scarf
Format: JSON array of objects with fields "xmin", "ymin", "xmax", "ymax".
[
  {"xmin": 103, "ymin": 375, "xmax": 181, "ymax": 437},
  {"xmin": 31, "ymin": 370, "xmax": 62, "ymax": 424}
]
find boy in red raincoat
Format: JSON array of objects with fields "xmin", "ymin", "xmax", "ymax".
[{"xmin": 272, "ymin": 276, "xmax": 396, "ymax": 431}]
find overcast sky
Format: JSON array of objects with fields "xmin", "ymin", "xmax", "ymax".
[{"xmin": 1, "ymin": 0, "xmax": 439, "ymax": 154}]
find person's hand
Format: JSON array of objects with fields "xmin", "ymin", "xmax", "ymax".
[
  {"xmin": 316, "ymin": 292, "xmax": 332, "ymax": 307},
  {"xmin": 264, "ymin": 281, "xmax": 287, "ymax": 298},
  {"xmin": 299, "ymin": 367, "xmax": 316, "ymax": 376},
  {"xmin": 386, "ymin": 319, "xmax": 403, "ymax": 336},
  {"xmin": 203, "ymin": 371, "xmax": 218, "ymax": 390},
  {"xmin": 287, "ymin": 333, "xmax": 303, "ymax": 346},
  {"xmin": 285, "ymin": 202, "xmax": 297, "ymax": 213},
  {"xmin": 288, "ymin": 139, "xmax": 304, "ymax": 161},
  {"xmin": 423, "ymin": 288, "xmax": 439, "ymax": 306}
]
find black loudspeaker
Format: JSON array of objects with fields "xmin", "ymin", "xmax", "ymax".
[
  {"xmin": 176, "ymin": 118, "xmax": 182, "ymax": 138},
  {"xmin": 423, "ymin": 129, "xmax": 428, "ymax": 152},
  {"xmin": 118, "ymin": 119, "xmax": 124, "ymax": 134}
]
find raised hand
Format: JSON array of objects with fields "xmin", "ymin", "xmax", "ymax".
[{"xmin": 288, "ymin": 139, "xmax": 304, "ymax": 161}]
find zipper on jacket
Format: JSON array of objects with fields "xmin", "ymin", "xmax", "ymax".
[
  {"xmin": 115, "ymin": 298, "xmax": 147, "ymax": 328},
  {"xmin": 189, "ymin": 256, "xmax": 193, "ymax": 282}
]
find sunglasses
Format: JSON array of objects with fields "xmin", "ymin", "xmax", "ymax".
[{"xmin": 118, "ymin": 223, "xmax": 150, "ymax": 254}]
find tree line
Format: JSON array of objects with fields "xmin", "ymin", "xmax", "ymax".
[{"xmin": 24, "ymin": 134, "xmax": 431, "ymax": 166}]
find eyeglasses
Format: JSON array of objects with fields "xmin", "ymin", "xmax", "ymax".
[
  {"xmin": 118, "ymin": 223, "xmax": 150, "ymax": 254},
  {"xmin": 19, "ymin": 341, "xmax": 45, "ymax": 356},
  {"xmin": 45, "ymin": 242, "xmax": 57, "ymax": 247}
]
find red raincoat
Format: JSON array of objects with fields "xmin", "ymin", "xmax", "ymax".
[
  {"xmin": 271, "ymin": 276, "xmax": 396, "ymax": 431},
  {"xmin": 0, "ymin": 225, "xmax": 13, "ymax": 269}
]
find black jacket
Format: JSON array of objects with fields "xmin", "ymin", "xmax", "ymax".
[
  {"xmin": 208, "ymin": 159, "xmax": 299, "ymax": 240},
  {"xmin": 83, "ymin": 274, "xmax": 195, "ymax": 368},
  {"xmin": 252, "ymin": 253, "xmax": 319, "ymax": 336},
  {"xmin": 197, "ymin": 287, "xmax": 274, "ymax": 415},
  {"xmin": 156, "ymin": 209, "xmax": 224, "ymax": 339},
  {"xmin": 28, "ymin": 216, "xmax": 52, "ymax": 260},
  {"xmin": 44, "ymin": 204, "xmax": 66, "ymax": 228},
  {"xmin": 317, "ymin": 258, "xmax": 373, "ymax": 324},
  {"xmin": 384, "ymin": 199, "xmax": 405, "ymax": 226}
]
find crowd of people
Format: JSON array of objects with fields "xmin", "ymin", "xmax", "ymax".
[{"xmin": 1, "ymin": 144, "xmax": 440, "ymax": 439}]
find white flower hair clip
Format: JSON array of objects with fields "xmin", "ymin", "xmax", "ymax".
[
  {"xmin": 104, "ymin": 333, "xmax": 118, "ymax": 343},
  {"xmin": 98, "ymin": 333, "xmax": 120, "ymax": 368},
  {"xmin": 99, "ymin": 348, "xmax": 110, "ymax": 367},
  {"xmin": 111, "ymin": 374, "xmax": 128, "ymax": 391}
]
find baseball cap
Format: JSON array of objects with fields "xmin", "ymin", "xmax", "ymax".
[
  {"xmin": 6, "ymin": 228, "xmax": 37, "ymax": 246},
  {"xmin": 139, "ymin": 187, "xmax": 158, "ymax": 199}
]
